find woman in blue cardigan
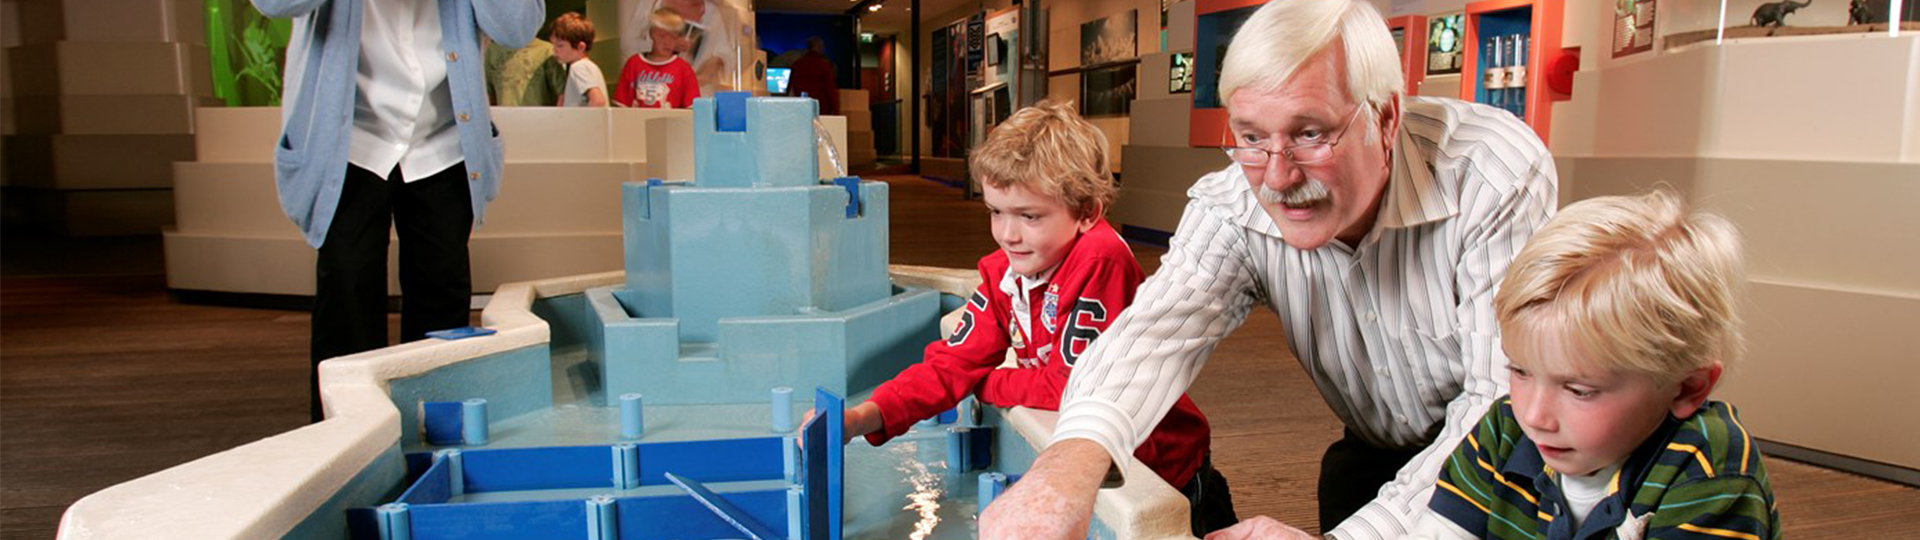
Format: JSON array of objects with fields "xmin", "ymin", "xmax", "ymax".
[{"xmin": 252, "ymin": 0, "xmax": 543, "ymax": 422}]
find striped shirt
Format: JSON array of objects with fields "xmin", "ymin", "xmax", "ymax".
[
  {"xmin": 1430, "ymin": 399, "xmax": 1780, "ymax": 540},
  {"xmin": 1052, "ymin": 97, "xmax": 1558, "ymax": 539}
]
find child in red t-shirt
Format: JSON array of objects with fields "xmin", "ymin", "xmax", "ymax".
[
  {"xmin": 820, "ymin": 101, "xmax": 1238, "ymax": 535},
  {"xmin": 613, "ymin": 7, "xmax": 699, "ymax": 109}
]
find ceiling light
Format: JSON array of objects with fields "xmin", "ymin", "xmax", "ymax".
[{"xmin": 867, "ymin": 3, "xmax": 882, "ymax": 11}]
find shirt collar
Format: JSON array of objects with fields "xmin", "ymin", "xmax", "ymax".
[
  {"xmin": 1376, "ymin": 123, "xmax": 1458, "ymax": 229},
  {"xmin": 997, "ymin": 261, "xmax": 1055, "ymax": 299},
  {"xmin": 1505, "ymin": 412, "xmax": 1688, "ymax": 539}
]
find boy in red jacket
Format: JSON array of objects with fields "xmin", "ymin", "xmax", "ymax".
[
  {"xmin": 836, "ymin": 100, "xmax": 1236, "ymax": 535},
  {"xmin": 613, "ymin": 7, "xmax": 698, "ymax": 109}
]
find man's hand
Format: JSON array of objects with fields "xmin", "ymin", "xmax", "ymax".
[
  {"xmin": 978, "ymin": 439, "xmax": 1112, "ymax": 540},
  {"xmin": 1203, "ymin": 516, "xmax": 1318, "ymax": 540}
]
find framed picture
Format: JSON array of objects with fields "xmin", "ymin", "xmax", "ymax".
[
  {"xmin": 987, "ymin": 34, "xmax": 1003, "ymax": 66},
  {"xmin": 1080, "ymin": 9, "xmax": 1138, "ymax": 65},
  {"xmin": 1612, "ymin": 0, "xmax": 1656, "ymax": 58},
  {"xmin": 1081, "ymin": 64, "xmax": 1136, "ymax": 117},
  {"xmin": 1426, "ymin": 13, "xmax": 1464, "ymax": 75},
  {"xmin": 1169, "ymin": 52, "xmax": 1194, "ymax": 94}
]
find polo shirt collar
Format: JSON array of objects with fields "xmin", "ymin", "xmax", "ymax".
[{"xmin": 1503, "ymin": 413, "xmax": 1687, "ymax": 540}]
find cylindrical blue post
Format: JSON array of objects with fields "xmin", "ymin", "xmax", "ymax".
[
  {"xmin": 619, "ymin": 393, "xmax": 644, "ymax": 440},
  {"xmin": 434, "ymin": 449, "xmax": 465, "ymax": 496},
  {"xmin": 377, "ymin": 503, "xmax": 412, "ymax": 540},
  {"xmin": 770, "ymin": 387, "xmax": 794, "ymax": 433},
  {"xmin": 786, "ymin": 486, "xmax": 805, "ymax": 540},
  {"xmin": 586, "ymin": 495, "xmax": 618, "ymax": 540},
  {"xmin": 461, "ymin": 399, "xmax": 489, "ymax": 446},
  {"xmin": 782, "ymin": 436, "xmax": 800, "ymax": 483},
  {"xmin": 946, "ymin": 427, "xmax": 968, "ymax": 473},
  {"xmin": 616, "ymin": 443, "xmax": 639, "ymax": 489},
  {"xmin": 978, "ymin": 472, "xmax": 1008, "ymax": 513}
]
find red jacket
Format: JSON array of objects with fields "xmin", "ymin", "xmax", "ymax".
[
  {"xmin": 614, "ymin": 54, "xmax": 699, "ymax": 109},
  {"xmin": 865, "ymin": 220, "xmax": 1212, "ymax": 488}
]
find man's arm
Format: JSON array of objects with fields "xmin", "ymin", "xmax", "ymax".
[
  {"xmin": 471, "ymin": 0, "xmax": 544, "ymax": 49},
  {"xmin": 1329, "ymin": 157, "xmax": 1558, "ymax": 540},
  {"xmin": 1049, "ymin": 179, "xmax": 1264, "ymax": 483},
  {"xmin": 978, "ymin": 439, "xmax": 1110, "ymax": 540}
]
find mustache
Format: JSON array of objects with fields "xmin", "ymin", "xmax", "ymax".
[{"xmin": 1257, "ymin": 180, "xmax": 1330, "ymax": 207}]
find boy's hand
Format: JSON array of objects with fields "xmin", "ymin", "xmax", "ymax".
[
  {"xmin": 794, "ymin": 402, "xmax": 885, "ymax": 449},
  {"xmin": 1202, "ymin": 516, "xmax": 1317, "ymax": 540}
]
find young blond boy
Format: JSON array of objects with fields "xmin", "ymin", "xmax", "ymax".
[
  {"xmin": 614, "ymin": 7, "xmax": 700, "ymax": 109},
  {"xmin": 549, "ymin": 12, "xmax": 606, "ymax": 107},
  {"xmin": 1420, "ymin": 191, "xmax": 1780, "ymax": 540},
  {"xmin": 835, "ymin": 101, "xmax": 1238, "ymax": 535}
]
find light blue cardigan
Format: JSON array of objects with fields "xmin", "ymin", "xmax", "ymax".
[{"xmin": 253, "ymin": 0, "xmax": 543, "ymax": 248}]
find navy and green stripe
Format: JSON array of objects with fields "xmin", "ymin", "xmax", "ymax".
[{"xmin": 1429, "ymin": 398, "xmax": 1780, "ymax": 540}]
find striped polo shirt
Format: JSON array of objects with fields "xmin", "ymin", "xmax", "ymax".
[{"xmin": 1431, "ymin": 399, "xmax": 1781, "ymax": 540}]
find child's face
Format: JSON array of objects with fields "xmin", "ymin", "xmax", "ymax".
[
  {"xmin": 650, "ymin": 27, "xmax": 684, "ymax": 55},
  {"xmin": 552, "ymin": 40, "xmax": 587, "ymax": 63},
  {"xmin": 982, "ymin": 181, "xmax": 1096, "ymax": 277},
  {"xmin": 1505, "ymin": 336, "xmax": 1690, "ymax": 477}
]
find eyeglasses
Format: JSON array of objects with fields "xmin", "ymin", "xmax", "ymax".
[{"xmin": 1222, "ymin": 104, "xmax": 1369, "ymax": 168}]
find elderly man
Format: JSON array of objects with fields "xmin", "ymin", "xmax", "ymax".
[{"xmin": 980, "ymin": 0, "xmax": 1557, "ymax": 538}]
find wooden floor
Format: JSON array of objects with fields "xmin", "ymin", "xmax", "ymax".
[{"xmin": 2, "ymin": 175, "xmax": 1915, "ymax": 539}]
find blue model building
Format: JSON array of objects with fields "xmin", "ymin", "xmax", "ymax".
[{"xmin": 591, "ymin": 93, "xmax": 941, "ymax": 406}]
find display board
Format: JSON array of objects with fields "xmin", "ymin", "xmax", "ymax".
[
  {"xmin": 1427, "ymin": 13, "xmax": 1465, "ymax": 75},
  {"xmin": 1613, "ymin": 0, "xmax": 1657, "ymax": 57}
]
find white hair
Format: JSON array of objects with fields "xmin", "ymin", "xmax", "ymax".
[{"xmin": 1218, "ymin": 0, "xmax": 1404, "ymax": 142}]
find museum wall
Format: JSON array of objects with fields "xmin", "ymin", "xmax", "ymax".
[
  {"xmin": 1548, "ymin": 32, "xmax": 1920, "ymax": 472},
  {"xmin": 915, "ymin": 0, "xmax": 1011, "ymax": 164},
  {"xmin": 0, "ymin": 0, "xmax": 208, "ymax": 235},
  {"xmin": 914, "ymin": 0, "xmax": 1163, "ymax": 174}
]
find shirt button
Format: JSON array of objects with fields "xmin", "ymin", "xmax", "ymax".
[
  {"xmin": 469, "ymin": 172, "xmax": 481, "ymax": 180},
  {"xmin": 447, "ymin": 52, "xmax": 459, "ymax": 62},
  {"xmin": 1396, "ymin": 414, "xmax": 1409, "ymax": 425},
  {"xmin": 459, "ymin": 112, "xmax": 470, "ymax": 122},
  {"xmin": 1366, "ymin": 312, "xmax": 1377, "ymax": 322}
]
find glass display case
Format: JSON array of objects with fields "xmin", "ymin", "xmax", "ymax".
[
  {"xmin": 1652, "ymin": 0, "xmax": 1912, "ymax": 54},
  {"xmin": 1460, "ymin": 0, "xmax": 1566, "ymax": 144}
]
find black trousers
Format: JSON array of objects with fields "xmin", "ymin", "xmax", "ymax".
[
  {"xmin": 1317, "ymin": 428, "xmax": 1424, "ymax": 531},
  {"xmin": 1181, "ymin": 454, "xmax": 1240, "ymax": 536},
  {"xmin": 311, "ymin": 163, "xmax": 474, "ymax": 422}
]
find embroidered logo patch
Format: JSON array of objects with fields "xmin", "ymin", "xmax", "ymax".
[{"xmin": 1041, "ymin": 288, "xmax": 1060, "ymax": 333}]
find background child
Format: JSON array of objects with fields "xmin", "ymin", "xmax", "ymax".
[
  {"xmin": 824, "ymin": 101, "xmax": 1237, "ymax": 535},
  {"xmin": 614, "ymin": 7, "xmax": 699, "ymax": 109},
  {"xmin": 1419, "ymin": 191, "xmax": 1779, "ymax": 540},
  {"xmin": 549, "ymin": 12, "xmax": 606, "ymax": 107}
]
